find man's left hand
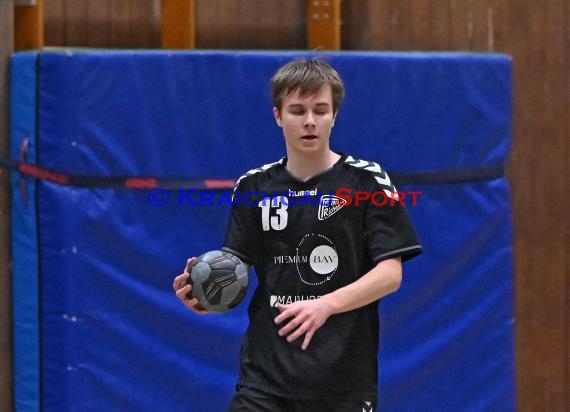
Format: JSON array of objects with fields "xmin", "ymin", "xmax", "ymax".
[{"xmin": 274, "ymin": 298, "xmax": 335, "ymax": 350}]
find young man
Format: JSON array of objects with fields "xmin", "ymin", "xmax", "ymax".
[{"xmin": 173, "ymin": 58, "xmax": 422, "ymax": 411}]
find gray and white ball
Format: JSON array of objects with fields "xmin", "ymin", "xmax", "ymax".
[{"xmin": 186, "ymin": 250, "xmax": 249, "ymax": 313}]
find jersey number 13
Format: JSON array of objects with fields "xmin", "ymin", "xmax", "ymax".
[{"xmin": 258, "ymin": 196, "xmax": 288, "ymax": 231}]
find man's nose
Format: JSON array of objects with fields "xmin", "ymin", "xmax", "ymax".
[{"xmin": 304, "ymin": 111, "xmax": 316, "ymax": 127}]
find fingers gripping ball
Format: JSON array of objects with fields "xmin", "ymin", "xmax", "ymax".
[{"xmin": 186, "ymin": 250, "xmax": 249, "ymax": 313}]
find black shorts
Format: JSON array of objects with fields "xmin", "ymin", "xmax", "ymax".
[{"xmin": 227, "ymin": 384, "xmax": 377, "ymax": 412}]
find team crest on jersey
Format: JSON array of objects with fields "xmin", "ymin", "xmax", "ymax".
[{"xmin": 318, "ymin": 195, "xmax": 348, "ymax": 221}]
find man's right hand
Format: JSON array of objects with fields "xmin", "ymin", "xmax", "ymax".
[{"xmin": 173, "ymin": 257, "xmax": 208, "ymax": 315}]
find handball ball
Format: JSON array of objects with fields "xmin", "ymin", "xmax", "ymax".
[{"xmin": 186, "ymin": 250, "xmax": 249, "ymax": 313}]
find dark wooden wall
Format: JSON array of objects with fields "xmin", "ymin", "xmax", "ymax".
[
  {"xmin": 44, "ymin": 0, "xmax": 161, "ymax": 48},
  {"xmin": 44, "ymin": 0, "xmax": 306, "ymax": 49},
  {"xmin": 35, "ymin": 1, "xmax": 570, "ymax": 411},
  {"xmin": 0, "ymin": 2, "xmax": 14, "ymax": 412}
]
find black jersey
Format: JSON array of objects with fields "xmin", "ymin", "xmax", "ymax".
[{"xmin": 223, "ymin": 154, "xmax": 422, "ymax": 400}]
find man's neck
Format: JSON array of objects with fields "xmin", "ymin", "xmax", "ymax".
[{"xmin": 285, "ymin": 150, "xmax": 341, "ymax": 182}]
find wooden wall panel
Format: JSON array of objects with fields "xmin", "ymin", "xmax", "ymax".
[
  {"xmin": 220, "ymin": 0, "xmax": 240, "ymax": 48},
  {"xmin": 470, "ymin": 0, "xmax": 493, "ymax": 50},
  {"xmin": 195, "ymin": 0, "xmax": 305, "ymax": 49},
  {"xmin": 86, "ymin": 0, "xmax": 110, "ymax": 48},
  {"xmin": 239, "ymin": 0, "xmax": 260, "ymax": 48},
  {"xmin": 363, "ymin": 0, "xmax": 497, "ymax": 51},
  {"xmin": 488, "ymin": 0, "xmax": 510, "ymax": 52},
  {"xmin": 566, "ymin": 3, "xmax": 569, "ymax": 409},
  {"xmin": 45, "ymin": 0, "xmax": 160, "ymax": 48},
  {"xmin": 257, "ymin": 0, "xmax": 281, "ymax": 49},
  {"xmin": 342, "ymin": 0, "xmax": 371, "ymax": 49},
  {"xmin": 195, "ymin": 0, "xmax": 218, "ymax": 48},
  {"xmin": 0, "ymin": 1, "xmax": 13, "ymax": 411},
  {"xmin": 409, "ymin": 0, "xmax": 450, "ymax": 49},
  {"xmin": 108, "ymin": 0, "xmax": 131, "ymax": 48},
  {"xmin": 45, "ymin": 0, "xmax": 305, "ymax": 49},
  {"xmin": 277, "ymin": 0, "xmax": 306, "ymax": 49},
  {"xmin": 449, "ymin": 0, "xmax": 493, "ymax": 50},
  {"xmin": 64, "ymin": 0, "xmax": 89, "ymax": 46},
  {"xmin": 368, "ymin": 0, "xmax": 413, "ymax": 50},
  {"xmin": 132, "ymin": 0, "xmax": 160, "ymax": 47},
  {"xmin": 15, "ymin": 0, "xmax": 45, "ymax": 50},
  {"xmin": 162, "ymin": 0, "xmax": 196, "ymax": 49},
  {"xmin": 45, "ymin": 0, "xmax": 65, "ymax": 46},
  {"xmin": 505, "ymin": 0, "xmax": 568, "ymax": 409}
]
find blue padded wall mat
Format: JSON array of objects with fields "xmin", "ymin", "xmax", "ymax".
[
  {"xmin": 11, "ymin": 51, "xmax": 41, "ymax": 412},
  {"xmin": 11, "ymin": 50, "xmax": 513, "ymax": 412}
]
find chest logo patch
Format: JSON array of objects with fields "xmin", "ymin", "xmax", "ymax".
[
  {"xmin": 296, "ymin": 233, "xmax": 339, "ymax": 286},
  {"xmin": 318, "ymin": 195, "xmax": 348, "ymax": 221}
]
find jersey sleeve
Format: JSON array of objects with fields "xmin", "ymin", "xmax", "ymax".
[
  {"xmin": 364, "ymin": 172, "xmax": 422, "ymax": 263},
  {"xmin": 222, "ymin": 178, "xmax": 257, "ymax": 264}
]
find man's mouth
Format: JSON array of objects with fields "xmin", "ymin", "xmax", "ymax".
[{"xmin": 301, "ymin": 135, "xmax": 318, "ymax": 141}]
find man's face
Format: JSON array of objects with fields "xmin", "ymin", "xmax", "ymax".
[{"xmin": 273, "ymin": 85, "xmax": 336, "ymax": 157}]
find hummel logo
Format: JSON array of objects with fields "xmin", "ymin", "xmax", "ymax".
[
  {"xmin": 362, "ymin": 400, "xmax": 374, "ymax": 412},
  {"xmin": 318, "ymin": 195, "xmax": 348, "ymax": 220}
]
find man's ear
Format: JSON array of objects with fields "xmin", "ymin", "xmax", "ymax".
[{"xmin": 273, "ymin": 107, "xmax": 282, "ymax": 127}]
